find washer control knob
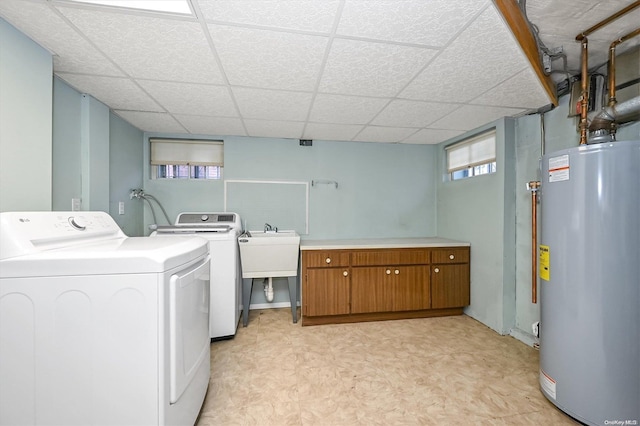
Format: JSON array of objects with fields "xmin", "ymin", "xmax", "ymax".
[
  {"xmin": 68, "ymin": 217, "xmax": 86, "ymax": 231},
  {"xmin": 201, "ymin": 215, "xmax": 209, "ymax": 222}
]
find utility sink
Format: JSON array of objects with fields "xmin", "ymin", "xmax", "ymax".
[{"xmin": 238, "ymin": 230, "xmax": 300, "ymax": 278}]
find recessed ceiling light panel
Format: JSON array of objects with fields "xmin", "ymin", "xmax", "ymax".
[{"xmin": 63, "ymin": 0, "xmax": 192, "ymax": 15}]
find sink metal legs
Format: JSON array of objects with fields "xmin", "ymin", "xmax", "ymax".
[
  {"xmin": 287, "ymin": 276, "xmax": 297, "ymax": 325},
  {"xmin": 242, "ymin": 276, "xmax": 298, "ymax": 327}
]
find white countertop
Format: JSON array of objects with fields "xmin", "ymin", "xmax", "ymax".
[{"xmin": 300, "ymin": 237, "xmax": 470, "ymax": 250}]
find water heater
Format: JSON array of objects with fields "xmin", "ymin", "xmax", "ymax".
[{"xmin": 539, "ymin": 139, "xmax": 640, "ymax": 425}]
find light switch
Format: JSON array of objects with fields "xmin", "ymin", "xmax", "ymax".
[{"xmin": 119, "ymin": 201, "xmax": 125, "ymax": 215}]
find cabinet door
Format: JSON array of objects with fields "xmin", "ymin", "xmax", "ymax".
[
  {"xmin": 431, "ymin": 264, "xmax": 470, "ymax": 309},
  {"xmin": 303, "ymin": 268, "xmax": 350, "ymax": 316},
  {"xmin": 392, "ymin": 265, "xmax": 430, "ymax": 311},
  {"xmin": 351, "ymin": 267, "xmax": 393, "ymax": 313},
  {"xmin": 351, "ymin": 266, "xmax": 430, "ymax": 313}
]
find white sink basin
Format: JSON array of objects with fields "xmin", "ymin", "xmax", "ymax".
[{"xmin": 238, "ymin": 230, "xmax": 300, "ymax": 278}]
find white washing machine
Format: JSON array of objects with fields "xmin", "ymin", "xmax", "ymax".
[
  {"xmin": 152, "ymin": 212, "xmax": 242, "ymax": 340},
  {"xmin": 0, "ymin": 211, "xmax": 211, "ymax": 426}
]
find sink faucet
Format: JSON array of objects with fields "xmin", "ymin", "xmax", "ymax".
[{"xmin": 264, "ymin": 223, "xmax": 273, "ymax": 232}]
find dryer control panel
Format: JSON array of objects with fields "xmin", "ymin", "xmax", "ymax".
[{"xmin": 0, "ymin": 211, "xmax": 125, "ymax": 260}]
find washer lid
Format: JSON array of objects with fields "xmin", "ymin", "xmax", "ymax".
[
  {"xmin": 154, "ymin": 224, "xmax": 232, "ymax": 234},
  {"xmin": 0, "ymin": 236, "xmax": 209, "ymax": 278}
]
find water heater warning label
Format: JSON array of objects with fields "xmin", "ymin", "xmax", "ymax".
[
  {"xmin": 539, "ymin": 245, "xmax": 550, "ymax": 281},
  {"xmin": 548, "ymin": 154, "xmax": 569, "ymax": 182},
  {"xmin": 540, "ymin": 369, "xmax": 557, "ymax": 400}
]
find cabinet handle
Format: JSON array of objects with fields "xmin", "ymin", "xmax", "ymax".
[
  {"xmin": 386, "ymin": 269, "xmax": 391, "ymax": 275},
  {"xmin": 449, "ymin": 254, "xmax": 455, "ymax": 260},
  {"xmin": 434, "ymin": 267, "xmax": 440, "ymax": 273},
  {"xmin": 343, "ymin": 270, "xmax": 348, "ymax": 277},
  {"xmin": 325, "ymin": 257, "xmax": 331, "ymax": 264},
  {"xmin": 394, "ymin": 269, "xmax": 400, "ymax": 275}
]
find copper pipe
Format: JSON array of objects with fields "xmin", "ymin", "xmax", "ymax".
[
  {"xmin": 608, "ymin": 44, "xmax": 617, "ymax": 107},
  {"xmin": 528, "ymin": 181, "xmax": 540, "ymax": 304},
  {"xmin": 609, "ymin": 28, "xmax": 640, "ymax": 107},
  {"xmin": 579, "ymin": 38, "xmax": 589, "ymax": 145},
  {"xmin": 575, "ymin": 1, "xmax": 640, "ymax": 41}
]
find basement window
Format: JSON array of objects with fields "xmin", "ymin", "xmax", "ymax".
[
  {"xmin": 150, "ymin": 138, "xmax": 223, "ymax": 180},
  {"xmin": 446, "ymin": 130, "xmax": 496, "ymax": 181}
]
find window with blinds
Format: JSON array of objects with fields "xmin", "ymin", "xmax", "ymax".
[
  {"xmin": 445, "ymin": 130, "xmax": 496, "ymax": 180},
  {"xmin": 150, "ymin": 138, "xmax": 223, "ymax": 180}
]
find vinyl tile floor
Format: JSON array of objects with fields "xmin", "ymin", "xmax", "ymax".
[{"xmin": 196, "ymin": 308, "xmax": 578, "ymax": 425}]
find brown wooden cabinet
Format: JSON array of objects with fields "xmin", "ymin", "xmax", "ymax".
[
  {"xmin": 301, "ymin": 245, "xmax": 470, "ymax": 326},
  {"xmin": 430, "ymin": 248, "xmax": 470, "ymax": 309},
  {"xmin": 304, "ymin": 268, "xmax": 350, "ymax": 316}
]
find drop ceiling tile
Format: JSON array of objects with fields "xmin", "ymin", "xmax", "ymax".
[
  {"xmin": 337, "ymin": 0, "xmax": 487, "ymax": 46},
  {"xmin": 471, "ymin": 68, "xmax": 550, "ymax": 108},
  {"xmin": 309, "ymin": 94, "xmax": 389, "ymax": 124},
  {"xmin": 198, "ymin": 0, "xmax": 339, "ymax": 33},
  {"xmin": 136, "ymin": 80, "xmax": 237, "ymax": 117},
  {"xmin": 57, "ymin": 73, "xmax": 163, "ymax": 111},
  {"xmin": 303, "ymin": 123, "xmax": 364, "ymax": 141},
  {"xmin": 429, "ymin": 105, "xmax": 527, "ymax": 131},
  {"xmin": 174, "ymin": 114, "xmax": 246, "ymax": 136},
  {"xmin": 372, "ymin": 100, "xmax": 460, "ymax": 127},
  {"xmin": 352, "ymin": 126, "xmax": 418, "ymax": 143},
  {"xmin": 209, "ymin": 25, "xmax": 327, "ymax": 91},
  {"xmin": 402, "ymin": 128, "xmax": 464, "ymax": 145},
  {"xmin": 319, "ymin": 38, "xmax": 438, "ymax": 97},
  {"xmin": 232, "ymin": 87, "xmax": 313, "ymax": 121},
  {"xmin": 243, "ymin": 120, "xmax": 304, "ymax": 139},
  {"xmin": 400, "ymin": 6, "xmax": 535, "ymax": 103},
  {"xmin": 0, "ymin": 0, "xmax": 123, "ymax": 76},
  {"xmin": 527, "ymin": 4, "xmax": 640, "ymax": 72},
  {"xmin": 57, "ymin": 6, "xmax": 224, "ymax": 83},
  {"xmin": 114, "ymin": 111, "xmax": 186, "ymax": 133}
]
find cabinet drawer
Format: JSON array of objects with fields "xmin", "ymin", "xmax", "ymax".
[
  {"xmin": 431, "ymin": 247, "xmax": 469, "ymax": 264},
  {"xmin": 351, "ymin": 249, "xmax": 429, "ymax": 266},
  {"xmin": 303, "ymin": 250, "xmax": 350, "ymax": 268}
]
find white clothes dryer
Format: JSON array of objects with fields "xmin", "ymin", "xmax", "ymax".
[
  {"xmin": 152, "ymin": 212, "xmax": 242, "ymax": 340},
  {"xmin": 0, "ymin": 211, "xmax": 211, "ymax": 426}
]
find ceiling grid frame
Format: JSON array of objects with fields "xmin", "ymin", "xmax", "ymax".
[{"xmin": 1, "ymin": 0, "xmax": 637, "ymax": 143}]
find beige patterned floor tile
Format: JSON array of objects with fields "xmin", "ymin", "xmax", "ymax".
[
  {"xmin": 195, "ymin": 308, "xmax": 576, "ymax": 426},
  {"xmin": 299, "ymin": 396, "xmax": 359, "ymax": 425}
]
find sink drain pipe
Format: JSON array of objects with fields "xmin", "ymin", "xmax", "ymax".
[{"xmin": 263, "ymin": 278, "xmax": 274, "ymax": 302}]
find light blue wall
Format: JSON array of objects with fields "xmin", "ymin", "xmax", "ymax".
[
  {"xmin": 52, "ymin": 77, "xmax": 82, "ymax": 211},
  {"xmin": 109, "ymin": 112, "xmax": 144, "ymax": 236},
  {"xmin": 52, "ymin": 77, "xmax": 144, "ymax": 234},
  {"xmin": 436, "ymin": 119, "xmax": 517, "ymax": 334},
  {"xmin": 81, "ymin": 94, "xmax": 110, "ymax": 212},
  {"xmin": 142, "ymin": 134, "xmax": 437, "ymax": 240},
  {"xmin": 0, "ymin": 18, "xmax": 52, "ymax": 212}
]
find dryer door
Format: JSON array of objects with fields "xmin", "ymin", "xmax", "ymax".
[{"xmin": 169, "ymin": 257, "xmax": 210, "ymax": 404}]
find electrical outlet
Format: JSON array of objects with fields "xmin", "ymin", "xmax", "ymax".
[
  {"xmin": 118, "ymin": 201, "xmax": 125, "ymax": 215},
  {"xmin": 72, "ymin": 198, "xmax": 81, "ymax": 211}
]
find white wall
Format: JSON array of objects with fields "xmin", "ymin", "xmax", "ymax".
[{"xmin": 0, "ymin": 18, "xmax": 52, "ymax": 212}]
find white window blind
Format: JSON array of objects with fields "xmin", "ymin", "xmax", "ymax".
[
  {"xmin": 446, "ymin": 130, "xmax": 496, "ymax": 173},
  {"xmin": 150, "ymin": 138, "xmax": 223, "ymax": 166}
]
